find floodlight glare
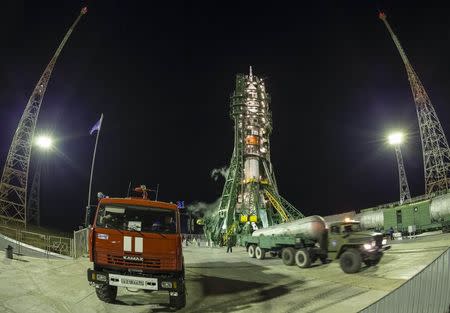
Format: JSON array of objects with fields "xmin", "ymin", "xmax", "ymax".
[
  {"xmin": 388, "ymin": 132, "xmax": 404, "ymax": 145},
  {"xmin": 35, "ymin": 135, "xmax": 53, "ymax": 150}
]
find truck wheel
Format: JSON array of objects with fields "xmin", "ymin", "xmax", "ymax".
[
  {"xmin": 281, "ymin": 247, "xmax": 295, "ymax": 266},
  {"xmin": 248, "ymin": 245, "xmax": 256, "ymax": 258},
  {"xmin": 339, "ymin": 249, "xmax": 362, "ymax": 274},
  {"xmin": 255, "ymin": 246, "xmax": 266, "ymax": 260},
  {"xmin": 295, "ymin": 249, "xmax": 311, "ymax": 268},
  {"xmin": 95, "ymin": 284, "xmax": 117, "ymax": 303},
  {"xmin": 364, "ymin": 258, "xmax": 380, "ymax": 267},
  {"xmin": 170, "ymin": 292, "xmax": 186, "ymax": 310}
]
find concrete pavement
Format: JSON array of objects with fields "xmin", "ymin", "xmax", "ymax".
[{"xmin": 0, "ymin": 233, "xmax": 449, "ymax": 313}]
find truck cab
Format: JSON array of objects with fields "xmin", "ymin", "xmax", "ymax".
[
  {"xmin": 327, "ymin": 220, "xmax": 390, "ymax": 273},
  {"xmin": 87, "ymin": 188, "xmax": 186, "ymax": 309}
]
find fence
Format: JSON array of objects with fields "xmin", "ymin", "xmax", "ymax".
[
  {"xmin": 359, "ymin": 247, "xmax": 450, "ymax": 313},
  {"xmin": 182, "ymin": 233, "xmax": 211, "ymax": 247},
  {"xmin": 72, "ymin": 227, "xmax": 89, "ymax": 258},
  {"xmin": 0, "ymin": 225, "xmax": 73, "ymax": 257}
]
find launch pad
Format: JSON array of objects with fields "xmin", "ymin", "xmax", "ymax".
[{"xmin": 1, "ymin": 232, "xmax": 449, "ymax": 313}]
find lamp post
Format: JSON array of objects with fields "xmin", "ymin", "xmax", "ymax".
[{"xmin": 388, "ymin": 132, "xmax": 411, "ymax": 204}]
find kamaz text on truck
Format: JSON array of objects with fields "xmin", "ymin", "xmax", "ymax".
[{"xmin": 87, "ymin": 186, "xmax": 186, "ymax": 309}]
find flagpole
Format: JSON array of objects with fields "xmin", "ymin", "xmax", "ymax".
[{"xmin": 85, "ymin": 113, "xmax": 103, "ymax": 226}]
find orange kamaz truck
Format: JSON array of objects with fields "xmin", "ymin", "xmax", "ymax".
[{"xmin": 87, "ymin": 186, "xmax": 186, "ymax": 309}]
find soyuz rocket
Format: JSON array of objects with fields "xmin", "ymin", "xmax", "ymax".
[{"xmin": 230, "ymin": 67, "xmax": 275, "ymax": 228}]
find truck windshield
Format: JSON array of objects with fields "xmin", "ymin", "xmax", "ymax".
[
  {"xmin": 95, "ymin": 204, "xmax": 176, "ymax": 234},
  {"xmin": 342, "ymin": 223, "xmax": 361, "ymax": 233}
]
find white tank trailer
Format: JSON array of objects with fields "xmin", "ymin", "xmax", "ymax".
[
  {"xmin": 430, "ymin": 193, "xmax": 450, "ymax": 221},
  {"xmin": 243, "ymin": 214, "xmax": 387, "ymax": 273},
  {"xmin": 252, "ymin": 215, "xmax": 326, "ymax": 240},
  {"xmin": 356, "ymin": 210, "xmax": 384, "ymax": 229}
]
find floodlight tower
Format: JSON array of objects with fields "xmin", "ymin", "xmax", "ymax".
[
  {"xmin": 388, "ymin": 132, "xmax": 411, "ymax": 204},
  {"xmin": 0, "ymin": 8, "xmax": 87, "ymax": 226},
  {"xmin": 379, "ymin": 12, "xmax": 450, "ymax": 195},
  {"xmin": 27, "ymin": 135, "xmax": 54, "ymax": 226},
  {"xmin": 211, "ymin": 68, "xmax": 304, "ymax": 244}
]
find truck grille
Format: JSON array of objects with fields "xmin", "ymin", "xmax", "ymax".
[
  {"xmin": 374, "ymin": 235, "xmax": 383, "ymax": 247},
  {"xmin": 107, "ymin": 254, "xmax": 161, "ymax": 269}
]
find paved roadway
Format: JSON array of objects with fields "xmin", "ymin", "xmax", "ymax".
[{"xmin": 0, "ymin": 233, "xmax": 449, "ymax": 313}]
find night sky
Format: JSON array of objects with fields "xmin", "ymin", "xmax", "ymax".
[{"xmin": 1, "ymin": 1, "xmax": 450, "ymax": 231}]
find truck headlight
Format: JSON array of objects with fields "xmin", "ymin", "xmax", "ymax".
[
  {"xmin": 161, "ymin": 281, "xmax": 173, "ymax": 288},
  {"xmin": 96, "ymin": 273, "xmax": 107, "ymax": 282},
  {"xmin": 363, "ymin": 243, "xmax": 372, "ymax": 250},
  {"xmin": 382, "ymin": 239, "xmax": 387, "ymax": 245}
]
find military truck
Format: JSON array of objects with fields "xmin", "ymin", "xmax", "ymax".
[
  {"xmin": 442, "ymin": 220, "xmax": 450, "ymax": 233},
  {"xmin": 240, "ymin": 216, "xmax": 390, "ymax": 273}
]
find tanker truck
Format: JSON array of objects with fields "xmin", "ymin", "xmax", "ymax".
[{"xmin": 239, "ymin": 216, "xmax": 390, "ymax": 273}]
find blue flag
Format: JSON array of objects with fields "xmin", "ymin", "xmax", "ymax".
[{"xmin": 89, "ymin": 115, "xmax": 103, "ymax": 135}]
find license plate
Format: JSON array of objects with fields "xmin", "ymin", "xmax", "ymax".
[
  {"xmin": 122, "ymin": 278, "xmax": 145, "ymax": 286},
  {"xmin": 109, "ymin": 274, "xmax": 158, "ymax": 290}
]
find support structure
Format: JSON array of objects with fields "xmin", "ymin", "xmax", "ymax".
[
  {"xmin": 393, "ymin": 145, "xmax": 411, "ymax": 204},
  {"xmin": 210, "ymin": 68, "xmax": 304, "ymax": 244},
  {"xmin": 0, "ymin": 7, "xmax": 87, "ymax": 226},
  {"xmin": 27, "ymin": 159, "xmax": 42, "ymax": 226},
  {"xmin": 379, "ymin": 12, "xmax": 450, "ymax": 195}
]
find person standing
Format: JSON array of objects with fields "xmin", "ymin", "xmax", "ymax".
[
  {"xmin": 226, "ymin": 235, "xmax": 234, "ymax": 253},
  {"xmin": 389, "ymin": 227, "xmax": 394, "ymax": 240}
]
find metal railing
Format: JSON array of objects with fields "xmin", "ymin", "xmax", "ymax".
[
  {"xmin": 72, "ymin": 227, "xmax": 89, "ymax": 258},
  {"xmin": 0, "ymin": 225, "xmax": 73, "ymax": 257},
  {"xmin": 359, "ymin": 247, "xmax": 450, "ymax": 313}
]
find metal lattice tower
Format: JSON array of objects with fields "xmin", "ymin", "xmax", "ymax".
[
  {"xmin": 0, "ymin": 7, "xmax": 87, "ymax": 226},
  {"xmin": 393, "ymin": 145, "xmax": 411, "ymax": 204},
  {"xmin": 27, "ymin": 159, "xmax": 42, "ymax": 226},
  {"xmin": 212, "ymin": 68, "xmax": 304, "ymax": 244},
  {"xmin": 379, "ymin": 12, "xmax": 450, "ymax": 195}
]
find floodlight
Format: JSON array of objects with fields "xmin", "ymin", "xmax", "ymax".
[
  {"xmin": 388, "ymin": 132, "xmax": 404, "ymax": 145},
  {"xmin": 35, "ymin": 135, "xmax": 53, "ymax": 150}
]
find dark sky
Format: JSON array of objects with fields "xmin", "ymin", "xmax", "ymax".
[{"xmin": 1, "ymin": 1, "xmax": 450, "ymax": 231}]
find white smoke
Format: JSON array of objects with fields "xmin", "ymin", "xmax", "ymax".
[
  {"xmin": 211, "ymin": 166, "xmax": 229, "ymax": 182},
  {"xmin": 187, "ymin": 167, "xmax": 228, "ymax": 215},
  {"xmin": 187, "ymin": 198, "xmax": 221, "ymax": 215}
]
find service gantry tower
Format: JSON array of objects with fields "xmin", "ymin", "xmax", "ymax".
[
  {"xmin": 211, "ymin": 68, "xmax": 304, "ymax": 244},
  {"xmin": 0, "ymin": 7, "xmax": 87, "ymax": 226},
  {"xmin": 379, "ymin": 12, "xmax": 450, "ymax": 195}
]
